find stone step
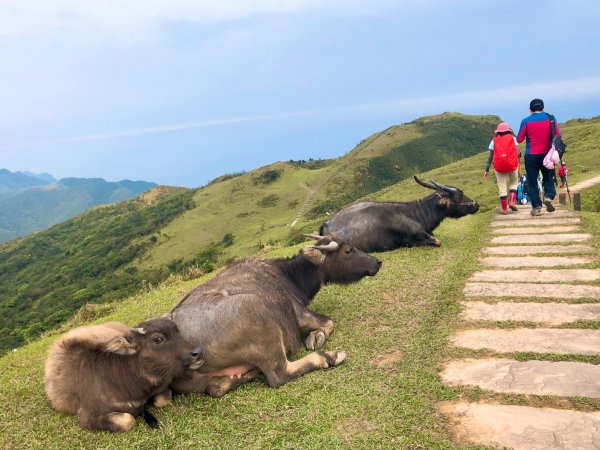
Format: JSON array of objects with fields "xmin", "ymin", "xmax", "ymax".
[
  {"xmin": 490, "ymin": 218, "xmax": 581, "ymax": 227},
  {"xmin": 480, "ymin": 256, "xmax": 592, "ymax": 268},
  {"xmin": 464, "ymin": 282, "xmax": 600, "ymax": 299},
  {"xmin": 460, "ymin": 301, "xmax": 600, "ymax": 324},
  {"xmin": 492, "ymin": 225, "xmax": 580, "ymax": 235},
  {"xmin": 438, "ymin": 401, "xmax": 600, "ymax": 450},
  {"xmin": 483, "ymin": 244, "xmax": 594, "ymax": 255},
  {"xmin": 491, "ymin": 234, "xmax": 591, "ymax": 244},
  {"xmin": 441, "ymin": 358, "xmax": 600, "ymax": 397},
  {"xmin": 451, "ymin": 328, "xmax": 600, "ymax": 355},
  {"xmin": 470, "ymin": 268, "xmax": 600, "ymax": 283},
  {"xmin": 492, "ymin": 210, "xmax": 577, "ymax": 220}
]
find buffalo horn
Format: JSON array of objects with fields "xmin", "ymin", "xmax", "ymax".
[
  {"xmin": 131, "ymin": 327, "xmax": 146, "ymax": 335},
  {"xmin": 431, "ymin": 181, "xmax": 457, "ymax": 192},
  {"xmin": 313, "ymin": 241, "xmax": 340, "ymax": 252},
  {"xmin": 413, "ymin": 175, "xmax": 437, "ymax": 190},
  {"xmin": 304, "ymin": 234, "xmax": 323, "ymax": 241}
]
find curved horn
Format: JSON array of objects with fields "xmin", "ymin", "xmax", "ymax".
[
  {"xmin": 304, "ymin": 234, "xmax": 322, "ymax": 241},
  {"xmin": 413, "ymin": 175, "xmax": 437, "ymax": 190},
  {"xmin": 313, "ymin": 241, "xmax": 340, "ymax": 252},
  {"xmin": 431, "ymin": 181, "xmax": 457, "ymax": 192}
]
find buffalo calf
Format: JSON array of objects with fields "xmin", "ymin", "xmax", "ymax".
[{"xmin": 44, "ymin": 318, "xmax": 202, "ymax": 432}]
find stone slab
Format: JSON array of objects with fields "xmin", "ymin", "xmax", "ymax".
[
  {"xmin": 460, "ymin": 301, "xmax": 600, "ymax": 324},
  {"xmin": 492, "ymin": 225, "xmax": 580, "ymax": 235},
  {"xmin": 492, "ymin": 210, "xmax": 577, "ymax": 220},
  {"xmin": 438, "ymin": 401, "xmax": 600, "ymax": 450},
  {"xmin": 480, "ymin": 256, "xmax": 592, "ymax": 268},
  {"xmin": 483, "ymin": 244, "xmax": 594, "ymax": 255},
  {"xmin": 464, "ymin": 282, "xmax": 600, "ymax": 299},
  {"xmin": 470, "ymin": 268, "xmax": 600, "ymax": 283},
  {"xmin": 490, "ymin": 218, "xmax": 581, "ymax": 227},
  {"xmin": 441, "ymin": 358, "xmax": 600, "ymax": 397},
  {"xmin": 491, "ymin": 233, "xmax": 591, "ymax": 244},
  {"xmin": 451, "ymin": 328, "xmax": 600, "ymax": 355}
]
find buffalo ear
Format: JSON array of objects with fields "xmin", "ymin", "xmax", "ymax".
[{"xmin": 102, "ymin": 336, "xmax": 138, "ymax": 355}]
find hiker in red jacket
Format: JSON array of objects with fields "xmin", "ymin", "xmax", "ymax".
[
  {"xmin": 516, "ymin": 98, "xmax": 561, "ymax": 216},
  {"xmin": 558, "ymin": 161, "xmax": 568, "ymax": 187},
  {"xmin": 484, "ymin": 122, "xmax": 520, "ymax": 214}
]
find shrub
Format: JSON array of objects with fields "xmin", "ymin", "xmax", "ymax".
[{"xmin": 258, "ymin": 194, "xmax": 279, "ymax": 207}]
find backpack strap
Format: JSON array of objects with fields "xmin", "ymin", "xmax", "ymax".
[{"xmin": 548, "ymin": 113, "xmax": 556, "ymax": 146}]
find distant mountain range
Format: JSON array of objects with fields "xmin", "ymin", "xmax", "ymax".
[{"xmin": 0, "ymin": 170, "xmax": 156, "ymax": 242}]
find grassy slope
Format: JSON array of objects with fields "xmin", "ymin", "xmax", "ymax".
[
  {"xmin": 0, "ymin": 214, "xmax": 487, "ymax": 449},
  {"xmin": 1, "ymin": 115, "xmax": 599, "ymax": 448},
  {"xmin": 140, "ymin": 113, "xmax": 499, "ymax": 268}
]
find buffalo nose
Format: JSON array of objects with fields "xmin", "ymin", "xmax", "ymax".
[
  {"xmin": 191, "ymin": 347, "xmax": 203, "ymax": 360},
  {"xmin": 377, "ymin": 260, "xmax": 382, "ymax": 267}
]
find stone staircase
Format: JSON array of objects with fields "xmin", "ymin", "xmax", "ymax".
[{"xmin": 439, "ymin": 204, "xmax": 600, "ymax": 449}]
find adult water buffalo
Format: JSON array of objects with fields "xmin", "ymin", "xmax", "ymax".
[
  {"xmin": 169, "ymin": 234, "xmax": 381, "ymax": 397},
  {"xmin": 319, "ymin": 176, "xmax": 479, "ymax": 252},
  {"xmin": 44, "ymin": 318, "xmax": 203, "ymax": 432}
]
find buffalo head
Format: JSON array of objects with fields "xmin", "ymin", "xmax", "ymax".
[
  {"xmin": 414, "ymin": 176, "xmax": 479, "ymax": 217},
  {"xmin": 302, "ymin": 234, "xmax": 381, "ymax": 283}
]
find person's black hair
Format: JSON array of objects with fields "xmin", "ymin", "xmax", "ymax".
[{"xmin": 530, "ymin": 98, "xmax": 544, "ymax": 112}]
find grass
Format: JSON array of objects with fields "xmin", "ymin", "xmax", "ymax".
[
  {"xmin": 0, "ymin": 213, "xmax": 489, "ymax": 449},
  {"xmin": 1, "ymin": 114, "xmax": 599, "ymax": 448}
]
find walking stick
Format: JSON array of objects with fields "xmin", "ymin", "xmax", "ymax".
[{"xmin": 564, "ymin": 171, "xmax": 572, "ymax": 203}]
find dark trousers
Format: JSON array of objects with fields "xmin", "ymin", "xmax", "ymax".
[{"xmin": 524, "ymin": 153, "xmax": 556, "ymax": 208}]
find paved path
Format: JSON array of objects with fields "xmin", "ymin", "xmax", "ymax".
[{"xmin": 440, "ymin": 204, "xmax": 600, "ymax": 449}]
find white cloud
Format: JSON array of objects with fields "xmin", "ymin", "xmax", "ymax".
[
  {"xmin": 3, "ymin": 76, "xmax": 599, "ymax": 150},
  {"xmin": 0, "ymin": 0, "xmax": 407, "ymax": 42}
]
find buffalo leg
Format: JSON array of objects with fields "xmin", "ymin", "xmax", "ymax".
[
  {"xmin": 297, "ymin": 309, "xmax": 335, "ymax": 350},
  {"xmin": 260, "ymin": 349, "xmax": 347, "ymax": 388},
  {"xmin": 413, "ymin": 232, "xmax": 441, "ymax": 247},
  {"xmin": 205, "ymin": 368, "xmax": 262, "ymax": 398},
  {"xmin": 397, "ymin": 217, "xmax": 441, "ymax": 247},
  {"xmin": 78, "ymin": 408, "xmax": 137, "ymax": 432}
]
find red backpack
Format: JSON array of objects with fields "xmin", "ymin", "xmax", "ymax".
[{"xmin": 492, "ymin": 134, "xmax": 518, "ymax": 172}]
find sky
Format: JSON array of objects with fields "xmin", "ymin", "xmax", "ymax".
[{"xmin": 1, "ymin": 0, "xmax": 599, "ymax": 188}]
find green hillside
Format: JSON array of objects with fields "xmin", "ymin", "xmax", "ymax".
[
  {"xmin": 2, "ymin": 113, "xmax": 599, "ymax": 354},
  {"xmin": 0, "ymin": 177, "xmax": 157, "ymax": 241},
  {"xmin": 0, "ymin": 187, "xmax": 194, "ymax": 351},
  {"xmin": 1, "ymin": 116, "xmax": 599, "ymax": 447},
  {"xmin": 139, "ymin": 113, "xmax": 500, "ymax": 269}
]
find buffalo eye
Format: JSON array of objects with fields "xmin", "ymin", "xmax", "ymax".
[
  {"xmin": 153, "ymin": 336, "xmax": 165, "ymax": 344},
  {"xmin": 344, "ymin": 246, "xmax": 354, "ymax": 254}
]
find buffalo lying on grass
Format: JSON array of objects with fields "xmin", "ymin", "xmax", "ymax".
[
  {"xmin": 168, "ymin": 234, "xmax": 381, "ymax": 397},
  {"xmin": 44, "ymin": 318, "xmax": 203, "ymax": 432},
  {"xmin": 319, "ymin": 176, "xmax": 479, "ymax": 252}
]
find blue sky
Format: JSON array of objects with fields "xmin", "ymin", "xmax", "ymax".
[{"xmin": 1, "ymin": 0, "xmax": 599, "ymax": 187}]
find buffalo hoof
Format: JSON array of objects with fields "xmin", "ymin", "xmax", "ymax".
[
  {"xmin": 323, "ymin": 350, "xmax": 347, "ymax": 368},
  {"xmin": 107, "ymin": 412, "xmax": 136, "ymax": 432},
  {"xmin": 305, "ymin": 330, "xmax": 326, "ymax": 350},
  {"xmin": 153, "ymin": 389, "xmax": 172, "ymax": 408}
]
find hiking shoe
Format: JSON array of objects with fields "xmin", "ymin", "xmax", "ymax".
[
  {"xmin": 543, "ymin": 197, "xmax": 555, "ymax": 212},
  {"xmin": 530, "ymin": 207, "xmax": 542, "ymax": 216}
]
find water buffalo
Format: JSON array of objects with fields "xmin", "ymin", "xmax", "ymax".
[
  {"xmin": 44, "ymin": 318, "xmax": 203, "ymax": 432},
  {"xmin": 318, "ymin": 176, "xmax": 479, "ymax": 252},
  {"xmin": 169, "ymin": 234, "xmax": 381, "ymax": 397}
]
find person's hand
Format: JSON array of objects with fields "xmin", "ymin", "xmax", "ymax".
[{"xmin": 483, "ymin": 171, "xmax": 489, "ymax": 179}]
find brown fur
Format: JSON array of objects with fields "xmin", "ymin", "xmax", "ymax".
[{"xmin": 44, "ymin": 318, "xmax": 202, "ymax": 432}]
